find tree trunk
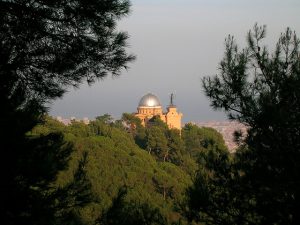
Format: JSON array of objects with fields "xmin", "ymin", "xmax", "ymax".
[{"xmin": 163, "ymin": 151, "xmax": 168, "ymax": 162}]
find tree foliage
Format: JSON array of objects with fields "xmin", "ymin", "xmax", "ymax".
[
  {"xmin": 0, "ymin": 0, "xmax": 135, "ymax": 105},
  {"xmin": 146, "ymin": 126, "xmax": 169, "ymax": 161},
  {"xmin": 122, "ymin": 112, "xmax": 146, "ymax": 147},
  {"xmin": 0, "ymin": 1, "xmax": 134, "ymax": 224},
  {"xmin": 188, "ymin": 24, "xmax": 300, "ymax": 225},
  {"xmin": 99, "ymin": 188, "xmax": 167, "ymax": 225},
  {"xmin": 27, "ymin": 112, "xmax": 230, "ymax": 224},
  {"xmin": 182, "ymin": 123, "xmax": 227, "ymax": 159},
  {"xmin": 32, "ymin": 116, "xmax": 192, "ymax": 224}
]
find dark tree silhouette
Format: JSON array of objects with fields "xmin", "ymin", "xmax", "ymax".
[
  {"xmin": 0, "ymin": 0, "xmax": 134, "ymax": 224},
  {"xmin": 99, "ymin": 188, "xmax": 167, "ymax": 225},
  {"xmin": 187, "ymin": 24, "xmax": 300, "ymax": 224},
  {"xmin": 0, "ymin": 0, "xmax": 134, "ymax": 101}
]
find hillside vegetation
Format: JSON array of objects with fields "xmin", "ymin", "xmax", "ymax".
[{"xmin": 30, "ymin": 115, "xmax": 228, "ymax": 224}]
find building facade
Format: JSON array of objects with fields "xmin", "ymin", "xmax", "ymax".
[{"xmin": 135, "ymin": 93, "xmax": 183, "ymax": 130}]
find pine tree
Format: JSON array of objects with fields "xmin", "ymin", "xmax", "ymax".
[
  {"xmin": 0, "ymin": 1, "xmax": 134, "ymax": 224},
  {"xmin": 187, "ymin": 24, "xmax": 300, "ymax": 224}
]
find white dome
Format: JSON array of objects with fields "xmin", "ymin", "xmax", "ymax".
[{"xmin": 138, "ymin": 93, "xmax": 161, "ymax": 107}]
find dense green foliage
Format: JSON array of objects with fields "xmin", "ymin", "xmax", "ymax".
[
  {"xmin": 2, "ymin": 1, "xmax": 269, "ymax": 224},
  {"xmin": 30, "ymin": 115, "xmax": 228, "ymax": 224},
  {"xmin": 187, "ymin": 25, "xmax": 300, "ymax": 225},
  {"xmin": 0, "ymin": 1, "xmax": 134, "ymax": 224},
  {"xmin": 100, "ymin": 188, "xmax": 167, "ymax": 225},
  {"xmin": 0, "ymin": 0, "xmax": 229, "ymax": 223}
]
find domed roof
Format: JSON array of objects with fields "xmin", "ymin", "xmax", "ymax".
[{"xmin": 138, "ymin": 93, "xmax": 161, "ymax": 107}]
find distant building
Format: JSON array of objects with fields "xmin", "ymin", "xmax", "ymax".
[
  {"xmin": 135, "ymin": 93, "xmax": 183, "ymax": 130},
  {"xmin": 82, "ymin": 117, "xmax": 90, "ymax": 125},
  {"xmin": 56, "ymin": 116, "xmax": 71, "ymax": 125},
  {"xmin": 55, "ymin": 116, "xmax": 90, "ymax": 125}
]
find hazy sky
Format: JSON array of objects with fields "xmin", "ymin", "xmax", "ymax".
[{"xmin": 50, "ymin": 0, "xmax": 300, "ymax": 123}]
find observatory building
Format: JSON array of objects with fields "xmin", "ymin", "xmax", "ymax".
[{"xmin": 135, "ymin": 93, "xmax": 183, "ymax": 130}]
